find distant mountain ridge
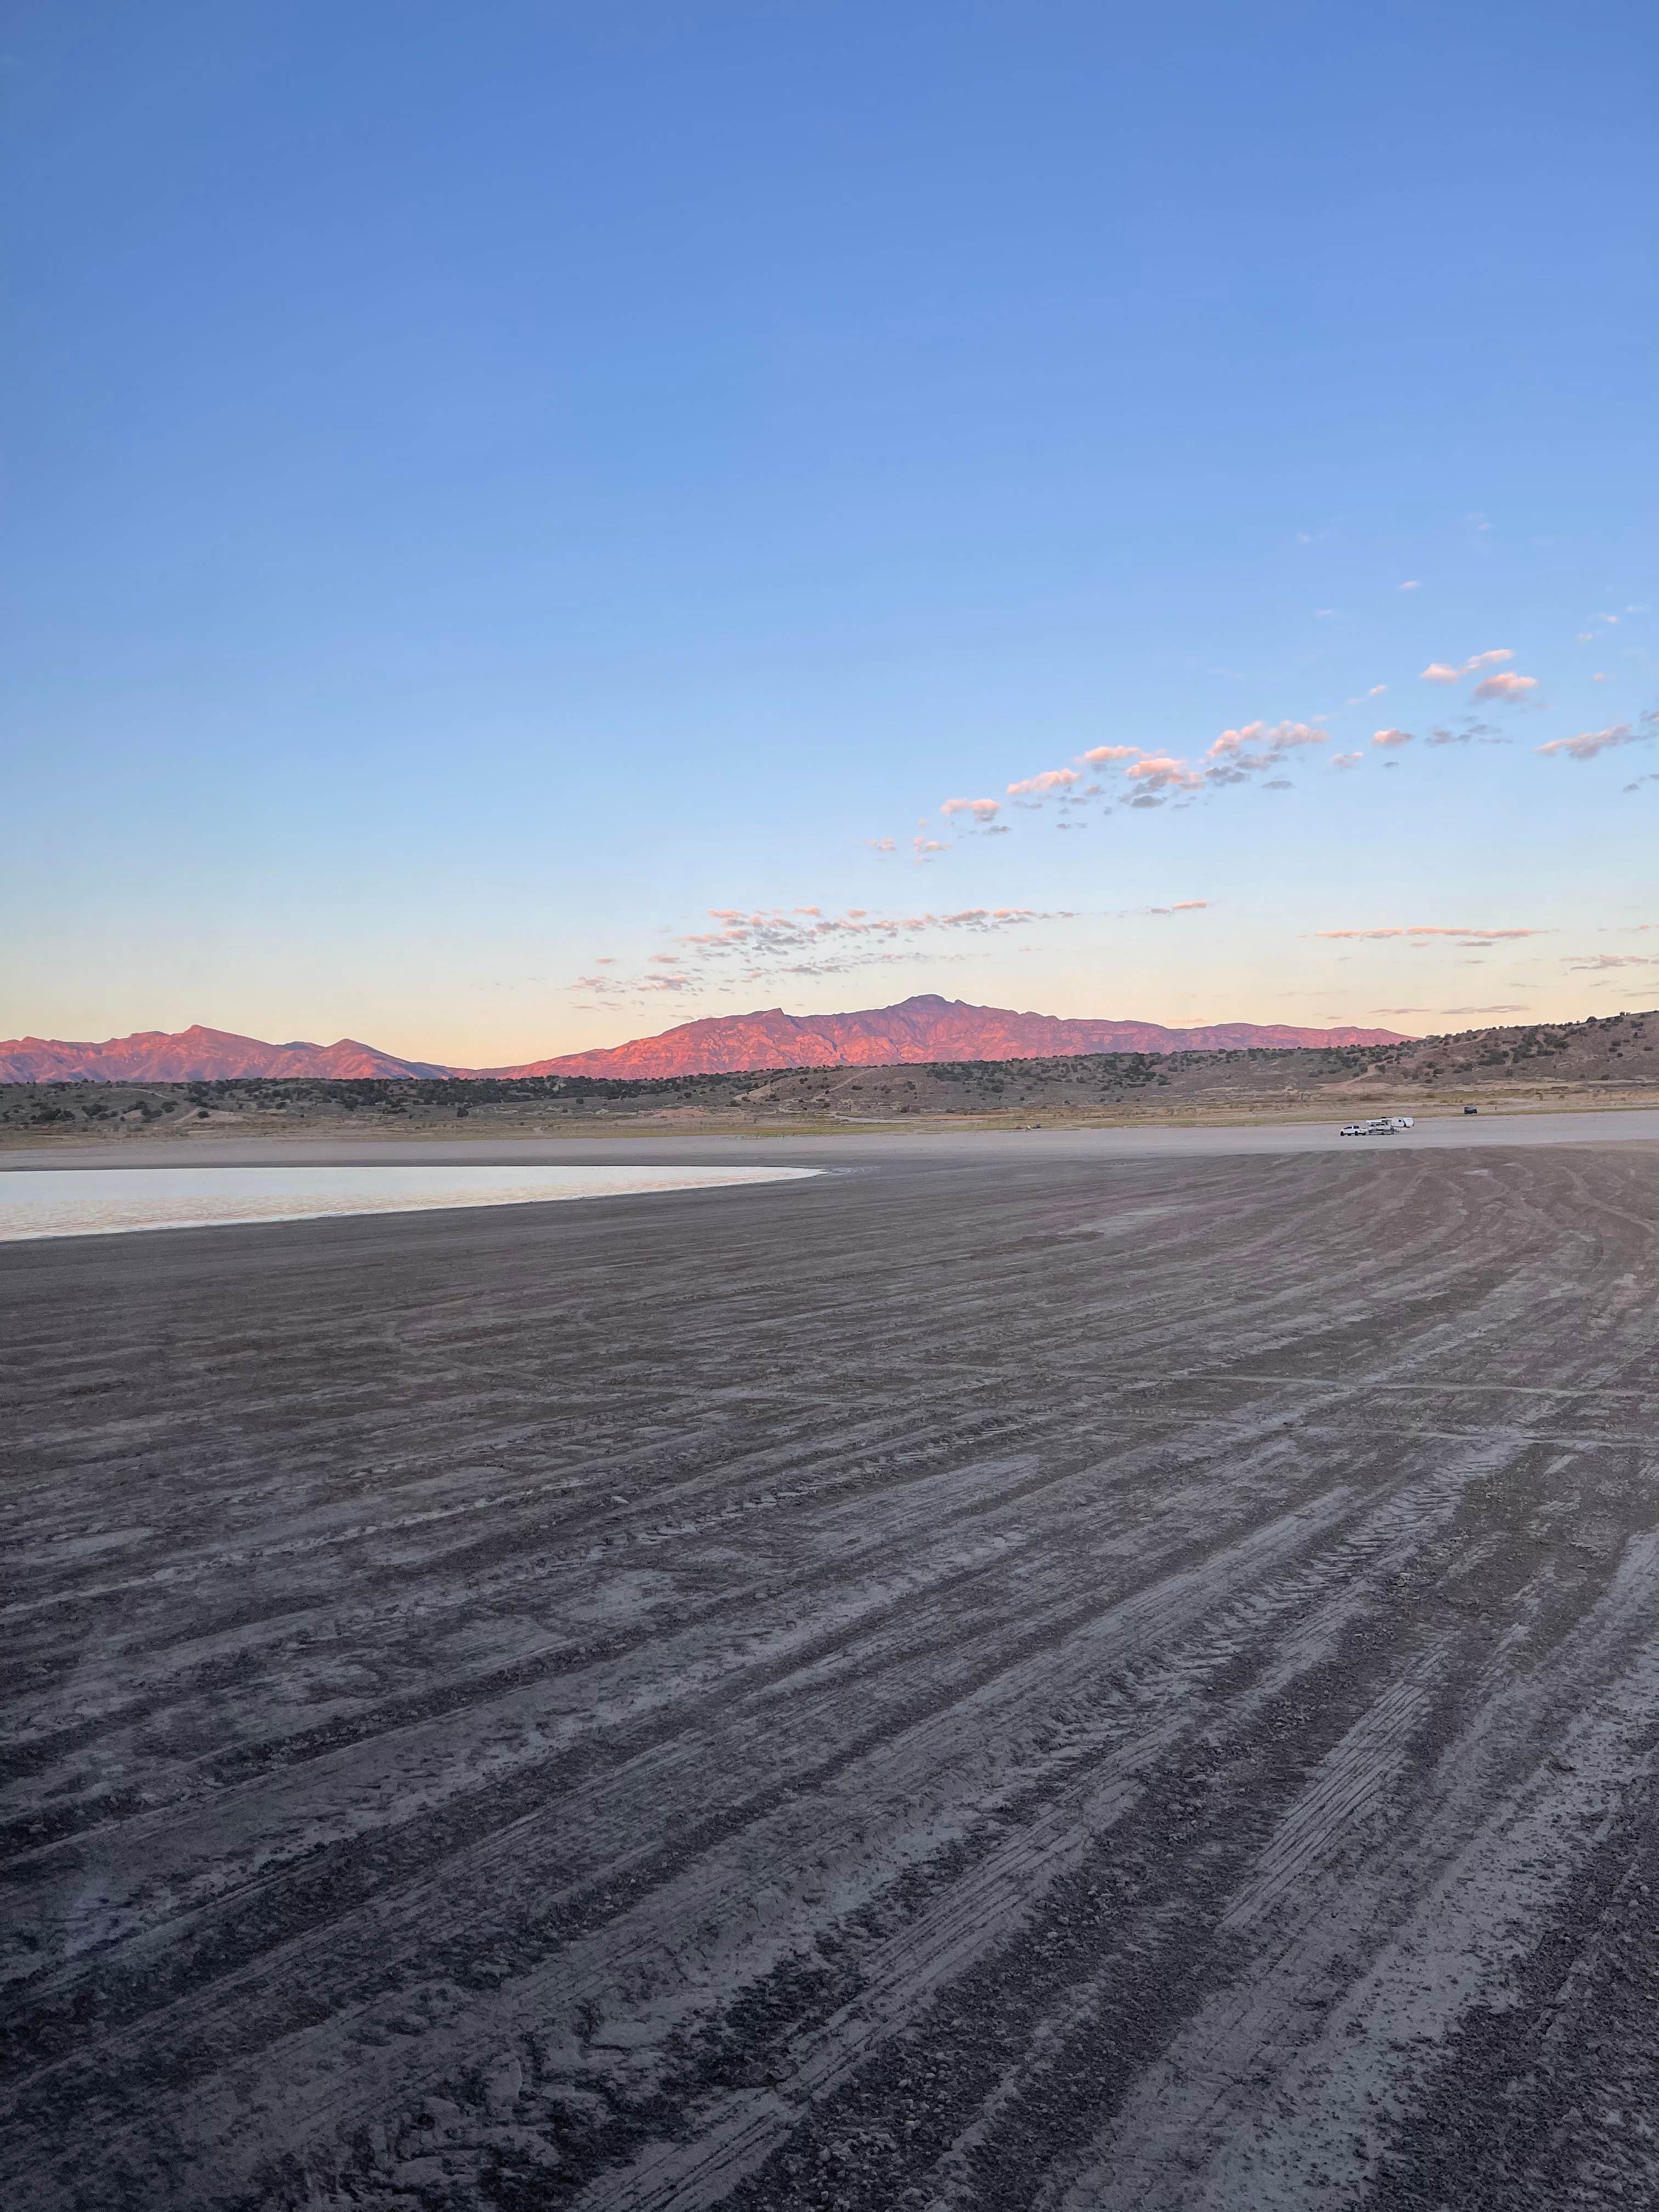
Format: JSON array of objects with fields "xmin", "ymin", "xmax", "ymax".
[
  {"xmin": 497, "ymin": 995, "xmax": 1408, "ymax": 1076},
  {"xmin": 0, "ymin": 998, "xmax": 1408, "ymax": 1083},
  {"xmin": 0, "ymin": 1025, "xmax": 450, "ymax": 1083}
]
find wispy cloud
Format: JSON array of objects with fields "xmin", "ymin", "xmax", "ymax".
[
  {"xmin": 1128, "ymin": 752, "xmax": 1205, "ymax": 792},
  {"xmin": 1372, "ymin": 727, "xmax": 1413, "ymax": 749},
  {"xmin": 942, "ymin": 717, "xmax": 1340, "ymax": 839},
  {"xmin": 1398, "ymin": 580, "xmax": 1420, "ymax": 592},
  {"xmin": 1312, "ymin": 926, "xmax": 1543, "ymax": 944},
  {"xmin": 1425, "ymin": 721, "xmax": 1506, "ymax": 747},
  {"xmin": 1007, "ymin": 768, "xmax": 1081, "ymax": 797},
  {"xmin": 1330, "ymin": 752, "xmax": 1362, "ymax": 770},
  {"xmin": 1538, "ymin": 715, "xmax": 1655, "ymax": 761},
  {"xmin": 1562, "ymin": 951, "xmax": 1659, "ymax": 972},
  {"xmin": 1422, "ymin": 649, "xmax": 1515, "ymax": 686},
  {"xmin": 1207, "ymin": 720, "xmax": 1325, "ymax": 763},
  {"xmin": 1201, "ymin": 721, "xmax": 1325, "ymax": 787},
  {"xmin": 571, "ymin": 901, "xmax": 1092, "ymax": 1001}
]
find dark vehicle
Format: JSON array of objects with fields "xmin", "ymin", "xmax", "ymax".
[{"xmin": 1464, "ymin": 1104, "xmax": 1479, "ymax": 1115}]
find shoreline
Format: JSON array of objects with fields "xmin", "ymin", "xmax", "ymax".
[{"xmin": 5, "ymin": 1101, "xmax": 1659, "ymax": 1176}]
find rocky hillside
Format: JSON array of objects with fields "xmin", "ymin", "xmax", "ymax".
[
  {"xmin": 4, "ymin": 1009, "xmax": 1654, "ymax": 1140},
  {"xmin": 0, "ymin": 1000, "xmax": 1406, "ymax": 1084},
  {"xmin": 498, "ymin": 995, "xmax": 1405, "ymax": 1077},
  {"xmin": 747, "ymin": 1008, "xmax": 1659, "ymax": 1115},
  {"xmin": 0, "ymin": 1025, "xmax": 447, "ymax": 1082}
]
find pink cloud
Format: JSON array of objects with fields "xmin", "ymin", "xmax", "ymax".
[
  {"xmin": 1471, "ymin": 671, "xmax": 1538, "ymax": 704},
  {"xmin": 1312, "ymin": 926, "xmax": 1542, "ymax": 942},
  {"xmin": 1079, "ymin": 744, "xmax": 1142, "ymax": 764},
  {"xmin": 939, "ymin": 796, "xmax": 1003, "ymax": 820},
  {"xmin": 1422, "ymin": 652, "xmax": 1516, "ymax": 687},
  {"xmin": 1006, "ymin": 767, "xmax": 1082, "ymax": 796},
  {"xmin": 1330, "ymin": 752, "xmax": 1362, "ymax": 769},
  {"xmin": 1127, "ymin": 753, "xmax": 1204, "ymax": 792},
  {"xmin": 1372, "ymin": 727, "xmax": 1414, "ymax": 749},
  {"xmin": 1206, "ymin": 720, "xmax": 1324, "ymax": 761},
  {"xmin": 912, "ymin": 836, "xmax": 950, "ymax": 857}
]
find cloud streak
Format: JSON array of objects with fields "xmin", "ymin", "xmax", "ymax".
[
  {"xmin": 1007, "ymin": 768, "xmax": 1081, "ymax": 797},
  {"xmin": 1312, "ymin": 926, "xmax": 1543, "ymax": 944},
  {"xmin": 1538, "ymin": 713, "xmax": 1657, "ymax": 761},
  {"xmin": 1422, "ymin": 650, "xmax": 1516, "ymax": 686},
  {"xmin": 572, "ymin": 901, "xmax": 1097, "ymax": 1003}
]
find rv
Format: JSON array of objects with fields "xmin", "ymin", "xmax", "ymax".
[{"xmin": 1339, "ymin": 1116, "xmax": 1415, "ymax": 1137}]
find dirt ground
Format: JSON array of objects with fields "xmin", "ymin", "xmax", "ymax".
[{"xmin": 5, "ymin": 1122, "xmax": 1659, "ymax": 2209}]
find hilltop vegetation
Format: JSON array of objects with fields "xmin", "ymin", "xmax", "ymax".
[{"xmin": 3, "ymin": 1008, "xmax": 1654, "ymax": 1141}]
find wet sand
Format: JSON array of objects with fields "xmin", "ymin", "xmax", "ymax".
[{"xmin": 4, "ymin": 1124, "xmax": 1659, "ymax": 2208}]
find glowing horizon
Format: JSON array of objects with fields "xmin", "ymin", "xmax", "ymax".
[{"xmin": 5, "ymin": 7, "xmax": 1653, "ymax": 1062}]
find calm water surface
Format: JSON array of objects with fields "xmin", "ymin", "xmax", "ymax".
[{"xmin": 0, "ymin": 1164, "xmax": 818, "ymax": 1242}]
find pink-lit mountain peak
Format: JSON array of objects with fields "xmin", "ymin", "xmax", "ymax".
[
  {"xmin": 0, "ymin": 998, "xmax": 1409, "ymax": 1084},
  {"xmin": 500, "ymin": 994, "xmax": 1408, "ymax": 1076},
  {"xmin": 0, "ymin": 1025, "xmax": 450, "ymax": 1082}
]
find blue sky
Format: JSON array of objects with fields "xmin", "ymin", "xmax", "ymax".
[{"xmin": 5, "ymin": 0, "xmax": 1656, "ymax": 1060}]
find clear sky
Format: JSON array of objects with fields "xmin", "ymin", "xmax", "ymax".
[{"xmin": 5, "ymin": 0, "xmax": 1656, "ymax": 1061}]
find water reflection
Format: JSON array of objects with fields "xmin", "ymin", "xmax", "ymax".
[{"xmin": 0, "ymin": 1164, "xmax": 817, "ymax": 1242}]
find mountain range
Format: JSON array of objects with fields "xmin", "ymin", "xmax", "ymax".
[
  {"xmin": 505, "ymin": 997, "xmax": 1408, "ymax": 1076},
  {"xmin": 0, "ymin": 998, "xmax": 1408, "ymax": 1084},
  {"xmin": 0, "ymin": 1027, "xmax": 453, "ymax": 1084}
]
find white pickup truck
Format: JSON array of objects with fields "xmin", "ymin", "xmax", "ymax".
[{"xmin": 1339, "ymin": 1116, "xmax": 1415, "ymax": 1136}]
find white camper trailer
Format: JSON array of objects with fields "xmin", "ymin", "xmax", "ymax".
[{"xmin": 1339, "ymin": 1116, "xmax": 1414, "ymax": 1136}]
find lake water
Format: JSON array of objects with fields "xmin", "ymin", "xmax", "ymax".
[{"xmin": 0, "ymin": 1163, "xmax": 819, "ymax": 1242}]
